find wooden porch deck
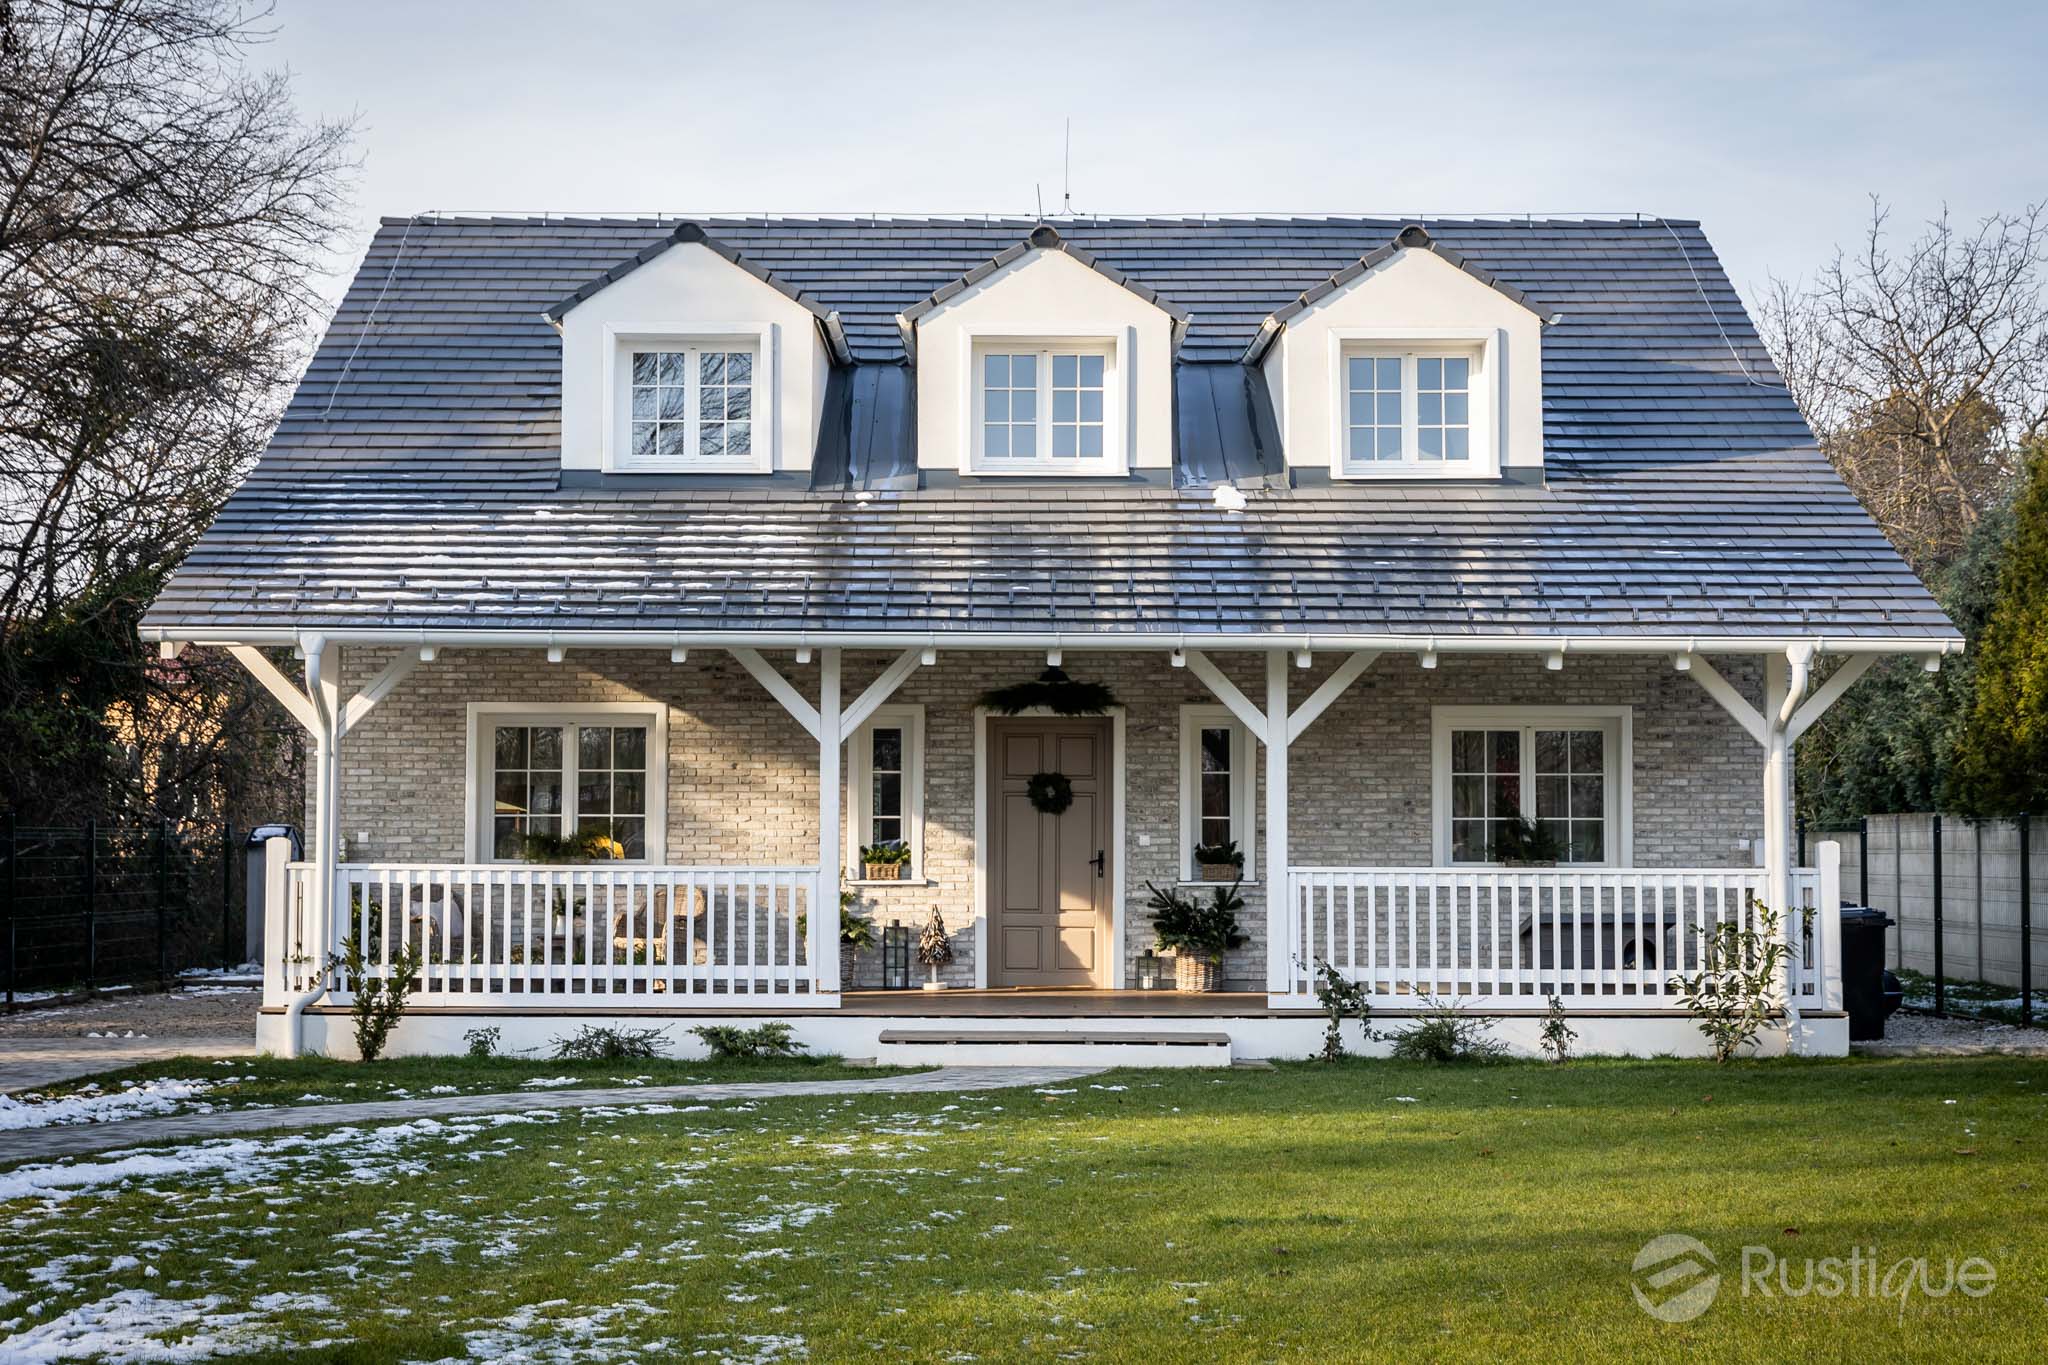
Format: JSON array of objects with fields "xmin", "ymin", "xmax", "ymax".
[{"xmin": 839, "ymin": 989, "xmax": 1280, "ymax": 1017}]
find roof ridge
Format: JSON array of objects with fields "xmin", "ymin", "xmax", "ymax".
[{"xmin": 377, "ymin": 212, "xmax": 1705, "ymax": 230}]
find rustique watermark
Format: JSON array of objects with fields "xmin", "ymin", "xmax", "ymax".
[{"xmin": 1632, "ymin": 1235, "xmax": 1996, "ymax": 1322}]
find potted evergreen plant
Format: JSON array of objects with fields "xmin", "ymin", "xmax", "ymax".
[
  {"xmin": 1145, "ymin": 879, "xmax": 1248, "ymax": 992},
  {"xmin": 1191, "ymin": 838, "xmax": 1244, "ymax": 882},
  {"xmin": 861, "ymin": 839, "xmax": 912, "ymax": 881},
  {"xmin": 839, "ymin": 891, "xmax": 878, "ymax": 992},
  {"xmin": 1493, "ymin": 811, "xmax": 1565, "ymax": 867}
]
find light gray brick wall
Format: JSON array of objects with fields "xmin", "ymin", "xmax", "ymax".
[{"xmin": 324, "ymin": 647, "xmax": 1766, "ymax": 994}]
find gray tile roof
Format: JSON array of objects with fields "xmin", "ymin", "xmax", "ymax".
[{"xmin": 143, "ymin": 214, "xmax": 1959, "ymax": 646}]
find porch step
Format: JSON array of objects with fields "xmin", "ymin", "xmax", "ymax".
[{"xmin": 875, "ymin": 1027, "xmax": 1234, "ymax": 1069}]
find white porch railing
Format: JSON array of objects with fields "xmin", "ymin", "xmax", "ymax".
[
  {"xmin": 272, "ymin": 862, "xmax": 831, "ymax": 1007},
  {"xmin": 1283, "ymin": 862, "xmax": 1841, "ymax": 1011}
]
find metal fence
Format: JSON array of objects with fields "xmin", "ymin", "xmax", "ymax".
[
  {"xmin": 1, "ymin": 815, "xmax": 243, "ymax": 1005},
  {"xmin": 1808, "ymin": 813, "xmax": 2039, "ymax": 1026}
]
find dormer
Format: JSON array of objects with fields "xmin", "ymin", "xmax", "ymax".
[
  {"xmin": 1247, "ymin": 225, "xmax": 1556, "ymax": 481},
  {"xmin": 547, "ymin": 224, "xmax": 849, "ymax": 477},
  {"xmin": 899, "ymin": 225, "xmax": 1187, "ymax": 477}
]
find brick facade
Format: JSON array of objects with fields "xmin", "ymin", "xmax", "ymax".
[{"xmin": 324, "ymin": 647, "xmax": 1766, "ymax": 992}]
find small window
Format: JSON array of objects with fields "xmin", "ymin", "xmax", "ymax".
[
  {"xmin": 1180, "ymin": 706, "xmax": 1254, "ymax": 880},
  {"xmin": 1433, "ymin": 708, "xmax": 1627, "ymax": 867},
  {"xmin": 1343, "ymin": 347, "xmax": 1476, "ymax": 475},
  {"xmin": 485, "ymin": 717, "xmax": 655, "ymax": 860},
  {"xmin": 974, "ymin": 342, "xmax": 1113, "ymax": 471},
  {"xmin": 619, "ymin": 341, "xmax": 761, "ymax": 472},
  {"xmin": 847, "ymin": 704, "xmax": 924, "ymax": 877}
]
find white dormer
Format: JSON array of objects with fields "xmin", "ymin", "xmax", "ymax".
[
  {"xmin": 900, "ymin": 225, "xmax": 1187, "ymax": 477},
  {"xmin": 548, "ymin": 225, "xmax": 848, "ymax": 475},
  {"xmin": 1248, "ymin": 225, "xmax": 1556, "ymax": 480}
]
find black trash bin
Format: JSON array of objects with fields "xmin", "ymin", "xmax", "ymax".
[{"xmin": 1839, "ymin": 905, "xmax": 1896, "ymax": 1041}]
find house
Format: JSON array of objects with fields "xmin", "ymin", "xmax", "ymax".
[{"xmin": 143, "ymin": 214, "xmax": 1960, "ymax": 1064}]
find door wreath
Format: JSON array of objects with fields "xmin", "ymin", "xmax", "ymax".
[{"xmin": 1026, "ymin": 771, "xmax": 1074, "ymax": 815}]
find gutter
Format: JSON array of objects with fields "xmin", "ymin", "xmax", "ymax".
[{"xmin": 142, "ymin": 625, "xmax": 1966, "ymax": 660}]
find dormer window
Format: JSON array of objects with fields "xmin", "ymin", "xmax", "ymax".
[
  {"xmin": 1333, "ymin": 338, "xmax": 1496, "ymax": 479},
  {"xmin": 973, "ymin": 340, "xmax": 1117, "ymax": 472},
  {"xmin": 606, "ymin": 329, "xmax": 774, "ymax": 474}
]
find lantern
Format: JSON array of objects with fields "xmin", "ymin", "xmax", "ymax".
[
  {"xmin": 882, "ymin": 919, "xmax": 912, "ymax": 990},
  {"xmin": 1136, "ymin": 949, "xmax": 1161, "ymax": 991}
]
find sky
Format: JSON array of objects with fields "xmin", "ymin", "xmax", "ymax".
[{"xmin": 264, "ymin": 0, "xmax": 2048, "ymax": 313}]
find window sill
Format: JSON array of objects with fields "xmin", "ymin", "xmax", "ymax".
[
  {"xmin": 846, "ymin": 877, "xmax": 936, "ymax": 888},
  {"xmin": 1177, "ymin": 878, "xmax": 1259, "ymax": 888}
]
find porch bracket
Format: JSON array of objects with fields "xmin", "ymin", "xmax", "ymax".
[
  {"xmin": 1785, "ymin": 653, "xmax": 1877, "ymax": 746},
  {"xmin": 728, "ymin": 647, "xmax": 822, "ymax": 740},
  {"xmin": 1183, "ymin": 650, "xmax": 1269, "ymax": 745},
  {"xmin": 226, "ymin": 645, "xmax": 320, "ymax": 733},
  {"xmin": 1286, "ymin": 651, "xmax": 1379, "ymax": 746},
  {"xmin": 1681, "ymin": 654, "xmax": 1766, "ymax": 747},
  {"xmin": 339, "ymin": 650, "xmax": 422, "ymax": 738},
  {"xmin": 840, "ymin": 649, "xmax": 924, "ymax": 735}
]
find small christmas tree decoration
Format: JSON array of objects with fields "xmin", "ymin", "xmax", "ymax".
[{"xmin": 916, "ymin": 904, "xmax": 953, "ymax": 991}]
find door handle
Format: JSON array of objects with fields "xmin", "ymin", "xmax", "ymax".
[{"xmin": 1091, "ymin": 850, "xmax": 1105, "ymax": 878}]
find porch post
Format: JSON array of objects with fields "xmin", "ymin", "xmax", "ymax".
[
  {"xmin": 816, "ymin": 647, "xmax": 842, "ymax": 996},
  {"xmin": 1264, "ymin": 650, "xmax": 1290, "ymax": 995}
]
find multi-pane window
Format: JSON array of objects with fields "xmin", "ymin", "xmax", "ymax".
[
  {"xmin": 628, "ymin": 346, "xmax": 754, "ymax": 467},
  {"xmin": 1345, "ymin": 355, "xmax": 1404, "ymax": 463},
  {"xmin": 869, "ymin": 726, "xmax": 905, "ymax": 847},
  {"xmin": 493, "ymin": 725, "xmax": 565, "ymax": 857},
  {"xmin": 489, "ymin": 721, "xmax": 651, "ymax": 860},
  {"xmin": 981, "ymin": 353, "xmax": 1038, "ymax": 458},
  {"xmin": 1343, "ymin": 350, "xmax": 1474, "ymax": 472},
  {"xmin": 1199, "ymin": 726, "xmax": 1234, "ymax": 850},
  {"xmin": 978, "ymin": 346, "xmax": 1111, "ymax": 467},
  {"xmin": 1442, "ymin": 716, "xmax": 1617, "ymax": 866}
]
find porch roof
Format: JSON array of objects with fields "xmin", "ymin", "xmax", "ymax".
[{"xmin": 143, "ymin": 215, "xmax": 1958, "ymax": 648}]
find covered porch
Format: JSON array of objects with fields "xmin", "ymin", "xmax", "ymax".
[{"xmin": 206, "ymin": 630, "xmax": 1944, "ymax": 1059}]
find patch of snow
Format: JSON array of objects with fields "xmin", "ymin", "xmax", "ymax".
[
  {"xmin": 520, "ymin": 1076, "xmax": 582, "ymax": 1089},
  {"xmin": 0, "ymin": 1079, "xmax": 217, "ymax": 1131},
  {"xmin": 0, "ymin": 1289, "xmax": 254, "ymax": 1363}
]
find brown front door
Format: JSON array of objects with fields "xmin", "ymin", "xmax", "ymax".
[{"xmin": 988, "ymin": 718, "xmax": 1113, "ymax": 987}]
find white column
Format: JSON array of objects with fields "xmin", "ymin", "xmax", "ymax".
[
  {"xmin": 1762, "ymin": 651, "xmax": 1792, "ymax": 920},
  {"xmin": 815, "ymin": 647, "xmax": 842, "ymax": 995},
  {"xmin": 1264, "ymin": 650, "xmax": 1291, "ymax": 996},
  {"xmin": 307, "ymin": 641, "xmax": 342, "ymax": 977}
]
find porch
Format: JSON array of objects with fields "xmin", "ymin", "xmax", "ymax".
[{"xmin": 214, "ymin": 633, "xmax": 1902, "ymax": 1060}]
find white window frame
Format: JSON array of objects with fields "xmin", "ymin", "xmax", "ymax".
[
  {"xmin": 603, "ymin": 322, "xmax": 775, "ymax": 474},
  {"xmin": 465, "ymin": 702, "xmax": 668, "ymax": 864},
  {"xmin": 963, "ymin": 331, "xmax": 1127, "ymax": 476},
  {"xmin": 845, "ymin": 703, "xmax": 925, "ymax": 881},
  {"xmin": 1179, "ymin": 705, "xmax": 1256, "ymax": 882},
  {"xmin": 1329, "ymin": 327, "xmax": 1501, "ymax": 480},
  {"xmin": 1429, "ymin": 705, "xmax": 1632, "ymax": 868}
]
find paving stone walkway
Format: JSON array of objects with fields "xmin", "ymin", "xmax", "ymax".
[
  {"xmin": 0, "ymin": 1064, "xmax": 1104, "ymax": 1163},
  {"xmin": 0, "ymin": 1035, "xmax": 254, "ymax": 1095}
]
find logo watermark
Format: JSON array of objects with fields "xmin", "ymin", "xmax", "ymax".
[{"xmin": 1631, "ymin": 1236, "xmax": 1996, "ymax": 1322}]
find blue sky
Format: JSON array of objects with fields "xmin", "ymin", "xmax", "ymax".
[{"xmin": 268, "ymin": 0, "xmax": 2047, "ymax": 310}]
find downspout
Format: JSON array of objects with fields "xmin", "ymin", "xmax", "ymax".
[
  {"xmin": 282, "ymin": 635, "xmax": 336, "ymax": 1058},
  {"xmin": 1770, "ymin": 644, "xmax": 1813, "ymax": 1053}
]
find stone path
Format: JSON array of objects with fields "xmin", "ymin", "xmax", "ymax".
[
  {"xmin": 0, "ymin": 1064, "xmax": 1103, "ymax": 1163},
  {"xmin": 0, "ymin": 1035, "xmax": 254, "ymax": 1095}
]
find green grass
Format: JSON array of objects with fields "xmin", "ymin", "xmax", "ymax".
[
  {"xmin": 24, "ymin": 1050, "xmax": 905, "ymax": 1111},
  {"xmin": 2, "ymin": 1055, "xmax": 2045, "ymax": 1361}
]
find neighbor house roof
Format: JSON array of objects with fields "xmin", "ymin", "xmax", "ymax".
[{"xmin": 142, "ymin": 214, "xmax": 1959, "ymax": 647}]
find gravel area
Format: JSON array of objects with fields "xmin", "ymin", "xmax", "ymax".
[
  {"xmin": 1853, "ymin": 1009, "xmax": 2048, "ymax": 1056},
  {"xmin": 0, "ymin": 985, "xmax": 259, "ymax": 1040}
]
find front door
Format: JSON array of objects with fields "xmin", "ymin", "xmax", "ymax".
[{"xmin": 988, "ymin": 718, "xmax": 1113, "ymax": 987}]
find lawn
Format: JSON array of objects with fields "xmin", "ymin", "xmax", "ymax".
[
  {"xmin": 13, "ymin": 1051, "xmax": 909, "ymax": 1121},
  {"xmin": 1, "ymin": 1055, "xmax": 2044, "ymax": 1361}
]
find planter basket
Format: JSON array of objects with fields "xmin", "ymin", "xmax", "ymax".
[
  {"xmin": 1175, "ymin": 953, "xmax": 1222, "ymax": 993},
  {"xmin": 1198, "ymin": 862, "xmax": 1239, "ymax": 883},
  {"xmin": 864, "ymin": 862, "xmax": 905, "ymax": 881}
]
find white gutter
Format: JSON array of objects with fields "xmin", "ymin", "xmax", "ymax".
[{"xmin": 143, "ymin": 625, "xmax": 1966, "ymax": 658}]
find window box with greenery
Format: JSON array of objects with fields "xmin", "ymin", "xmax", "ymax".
[
  {"xmin": 1191, "ymin": 839, "xmax": 1244, "ymax": 883},
  {"xmin": 1145, "ymin": 879, "xmax": 1248, "ymax": 992},
  {"xmin": 860, "ymin": 840, "xmax": 912, "ymax": 881}
]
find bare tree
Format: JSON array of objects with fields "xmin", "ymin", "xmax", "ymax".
[
  {"xmin": 1759, "ymin": 200, "xmax": 2048, "ymax": 571},
  {"xmin": 0, "ymin": 0, "xmax": 352, "ymax": 819}
]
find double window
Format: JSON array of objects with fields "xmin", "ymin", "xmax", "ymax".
[
  {"xmin": 1431, "ymin": 707, "xmax": 1628, "ymax": 867},
  {"xmin": 469, "ymin": 704, "xmax": 666, "ymax": 863},
  {"xmin": 974, "ymin": 341, "xmax": 1115, "ymax": 471},
  {"xmin": 846, "ymin": 704, "xmax": 925, "ymax": 878},
  {"xmin": 613, "ymin": 334, "xmax": 768, "ymax": 473},
  {"xmin": 1336, "ymin": 340, "xmax": 1494, "ymax": 478},
  {"xmin": 1179, "ymin": 706, "xmax": 1255, "ymax": 881}
]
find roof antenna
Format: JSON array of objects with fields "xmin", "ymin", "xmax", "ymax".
[
  {"xmin": 1036, "ymin": 182, "xmax": 1044, "ymax": 219},
  {"xmin": 1062, "ymin": 117, "xmax": 1073, "ymax": 215}
]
